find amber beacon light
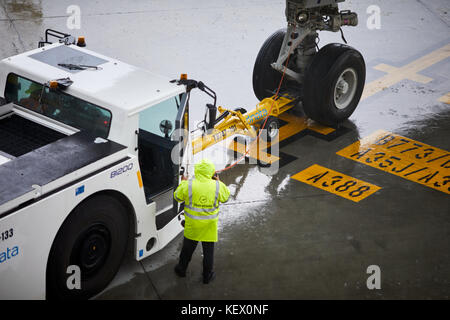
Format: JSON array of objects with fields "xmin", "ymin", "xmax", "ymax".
[{"xmin": 77, "ymin": 36, "xmax": 86, "ymax": 47}]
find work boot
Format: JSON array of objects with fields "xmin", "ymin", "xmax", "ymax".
[
  {"xmin": 203, "ymin": 271, "xmax": 216, "ymax": 284},
  {"xmin": 174, "ymin": 264, "xmax": 186, "ymax": 278}
]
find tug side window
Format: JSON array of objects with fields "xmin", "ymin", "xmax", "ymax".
[
  {"xmin": 137, "ymin": 97, "xmax": 180, "ymax": 199},
  {"xmin": 139, "ymin": 98, "xmax": 178, "ymax": 138},
  {"xmin": 4, "ymin": 73, "xmax": 112, "ymax": 138}
]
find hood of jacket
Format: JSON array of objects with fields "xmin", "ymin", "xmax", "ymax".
[{"xmin": 194, "ymin": 158, "xmax": 215, "ymax": 180}]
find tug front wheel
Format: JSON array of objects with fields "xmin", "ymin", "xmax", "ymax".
[
  {"xmin": 46, "ymin": 195, "xmax": 129, "ymax": 300},
  {"xmin": 303, "ymin": 43, "xmax": 366, "ymax": 127}
]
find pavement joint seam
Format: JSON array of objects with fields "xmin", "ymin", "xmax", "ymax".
[
  {"xmin": 223, "ymin": 185, "xmax": 400, "ymax": 206},
  {"xmin": 416, "ymin": 0, "xmax": 450, "ymax": 28},
  {"xmin": 139, "ymin": 260, "xmax": 162, "ymax": 300},
  {"xmin": 0, "ymin": 0, "xmax": 25, "ymax": 52},
  {"xmin": 0, "ymin": 4, "xmax": 278, "ymax": 22},
  {"xmin": 223, "ymin": 192, "xmax": 341, "ymax": 206}
]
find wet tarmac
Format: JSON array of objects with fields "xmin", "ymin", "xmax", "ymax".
[{"xmin": 1, "ymin": 0, "xmax": 449, "ymax": 299}]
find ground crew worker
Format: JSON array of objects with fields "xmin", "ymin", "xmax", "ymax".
[{"xmin": 173, "ymin": 158, "xmax": 230, "ymax": 284}]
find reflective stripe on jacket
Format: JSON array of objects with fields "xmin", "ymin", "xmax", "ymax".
[
  {"xmin": 174, "ymin": 159, "xmax": 230, "ymax": 242},
  {"xmin": 184, "ymin": 179, "xmax": 220, "ymax": 219}
]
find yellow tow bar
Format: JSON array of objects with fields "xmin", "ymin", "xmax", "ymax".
[{"xmin": 192, "ymin": 94, "xmax": 297, "ymax": 154}]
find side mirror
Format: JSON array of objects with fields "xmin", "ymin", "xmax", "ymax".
[
  {"xmin": 204, "ymin": 103, "xmax": 217, "ymax": 130},
  {"xmin": 159, "ymin": 120, "xmax": 173, "ymax": 138}
]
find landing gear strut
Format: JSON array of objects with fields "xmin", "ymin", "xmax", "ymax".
[{"xmin": 252, "ymin": 0, "xmax": 365, "ymax": 127}]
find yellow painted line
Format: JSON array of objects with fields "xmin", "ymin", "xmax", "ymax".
[
  {"xmin": 307, "ymin": 122, "xmax": 336, "ymax": 135},
  {"xmin": 277, "ymin": 113, "xmax": 309, "ymax": 140},
  {"xmin": 225, "ymin": 138, "xmax": 280, "ymax": 164},
  {"xmin": 438, "ymin": 92, "xmax": 450, "ymax": 104},
  {"xmin": 373, "ymin": 63, "xmax": 433, "ymax": 84},
  {"xmin": 249, "ymin": 145, "xmax": 279, "ymax": 164},
  {"xmin": 291, "ymin": 164, "xmax": 381, "ymax": 202},
  {"xmin": 362, "ymin": 44, "xmax": 450, "ymax": 100},
  {"xmin": 226, "ymin": 114, "xmax": 335, "ymax": 163},
  {"xmin": 337, "ymin": 130, "xmax": 450, "ymax": 194},
  {"xmin": 278, "ymin": 113, "xmax": 336, "ymax": 136}
]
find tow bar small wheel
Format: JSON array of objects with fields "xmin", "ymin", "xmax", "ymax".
[
  {"xmin": 257, "ymin": 116, "xmax": 278, "ymax": 168},
  {"xmin": 303, "ymin": 43, "xmax": 366, "ymax": 127},
  {"xmin": 252, "ymin": 29, "xmax": 286, "ymax": 101},
  {"xmin": 259, "ymin": 116, "xmax": 279, "ymax": 143},
  {"xmin": 46, "ymin": 195, "xmax": 129, "ymax": 300}
]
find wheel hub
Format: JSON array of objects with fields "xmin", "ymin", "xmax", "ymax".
[
  {"xmin": 267, "ymin": 121, "xmax": 278, "ymax": 138},
  {"xmin": 334, "ymin": 68, "xmax": 358, "ymax": 110},
  {"xmin": 336, "ymin": 79, "xmax": 349, "ymax": 95},
  {"xmin": 71, "ymin": 224, "xmax": 111, "ymax": 278}
]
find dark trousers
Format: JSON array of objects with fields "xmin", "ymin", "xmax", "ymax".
[{"xmin": 178, "ymin": 237, "xmax": 214, "ymax": 276}]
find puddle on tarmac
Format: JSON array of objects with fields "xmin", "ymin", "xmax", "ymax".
[{"xmin": 4, "ymin": 0, "xmax": 43, "ymax": 20}]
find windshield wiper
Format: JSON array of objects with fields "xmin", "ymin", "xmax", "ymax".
[{"xmin": 58, "ymin": 63, "xmax": 101, "ymax": 71}]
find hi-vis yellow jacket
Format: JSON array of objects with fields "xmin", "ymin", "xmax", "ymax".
[{"xmin": 174, "ymin": 159, "xmax": 230, "ymax": 242}]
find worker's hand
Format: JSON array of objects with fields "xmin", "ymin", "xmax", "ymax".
[
  {"xmin": 181, "ymin": 175, "xmax": 188, "ymax": 181},
  {"xmin": 212, "ymin": 173, "xmax": 219, "ymax": 181}
]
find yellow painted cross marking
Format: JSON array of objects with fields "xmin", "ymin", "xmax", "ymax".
[
  {"xmin": 439, "ymin": 92, "xmax": 450, "ymax": 104},
  {"xmin": 337, "ymin": 130, "xmax": 450, "ymax": 194},
  {"xmin": 291, "ymin": 164, "xmax": 381, "ymax": 202},
  {"xmin": 362, "ymin": 44, "xmax": 450, "ymax": 100},
  {"xmin": 226, "ymin": 114, "xmax": 335, "ymax": 163}
]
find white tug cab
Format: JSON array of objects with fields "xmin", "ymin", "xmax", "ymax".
[{"xmin": 0, "ymin": 30, "xmax": 193, "ymax": 299}]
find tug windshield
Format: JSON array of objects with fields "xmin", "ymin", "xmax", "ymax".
[{"xmin": 4, "ymin": 73, "xmax": 112, "ymax": 138}]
